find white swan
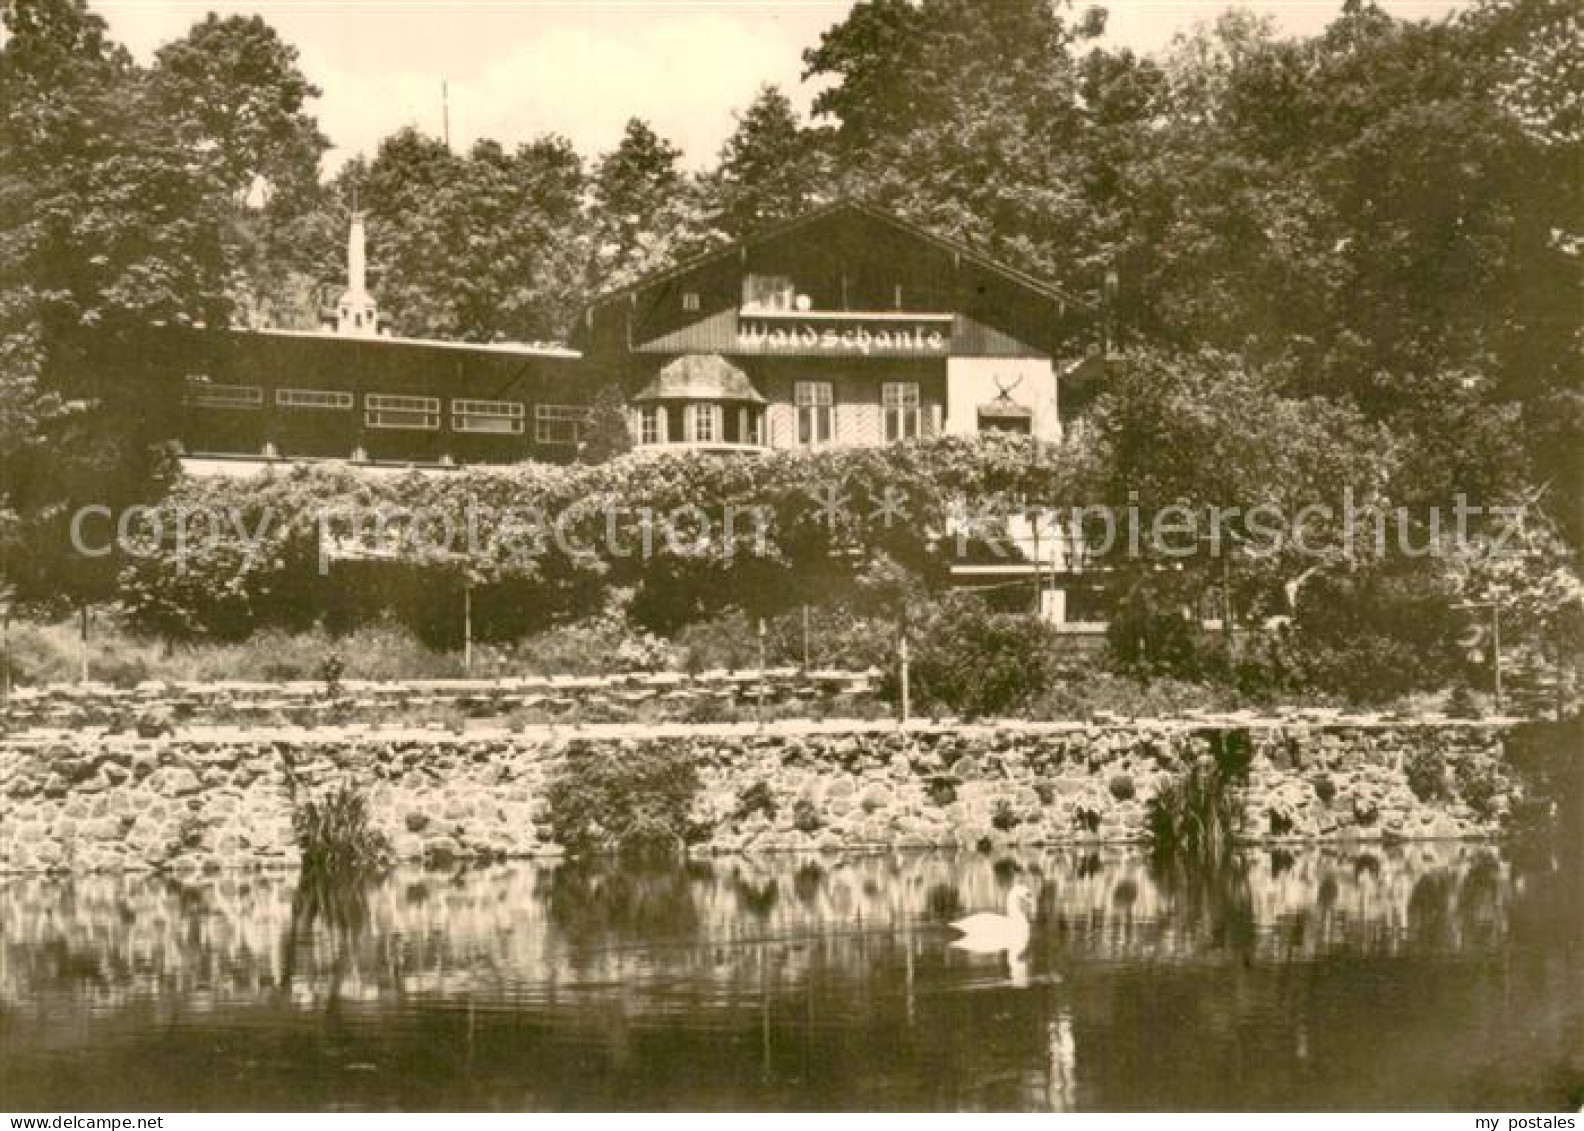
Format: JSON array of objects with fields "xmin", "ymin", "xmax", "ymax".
[{"xmin": 949, "ymin": 882, "xmax": 1033, "ymax": 955}]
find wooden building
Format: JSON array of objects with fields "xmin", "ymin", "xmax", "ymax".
[
  {"xmin": 143, "ymin": 201, "xmax": 1103, "ymax": 473},
  {"xmin": 168, "ymin": 326, "xmax": 585, "ymax": 472},
  {"xmin": 573, "ymin": 200, "xmax": 1099, "ymax": 452},
  {"xmin": 122, "ymin": 211, "xmax": 588, "ymax": 473}
]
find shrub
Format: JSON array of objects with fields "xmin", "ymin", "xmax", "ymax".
[
  {"xmin": 492, "ymin": 605, "xmax": 676, "ymax": 677},
  {"xmin": 991, "ymin": 797, "xmax": 1020, "ymax": 830},
  {"xmin": 1285, "ymin": 570, "xmax": 1459, "ymax": 703},
  {"xmin": 792, "ymin": 796, "xmax": 823, "ymax": 833},
  {"xmin": 546, "ymin": 740, "xmax": 703, "ymax": 859},
  {"xmin": 1027, "ymin": 671, "xmax": 1246, "ymax": 721},
  {"xmin": 1073, "ymin": 802, "xmax": 1103, "ymax": 834},
  {"xmin": 907, "ymin": 595, "xmax": 1061, "ymax": 718},
  {"xmin": 675, "ymin": 609, "xmax": 761, "ymax": 673},
  {"xmin": 762, "ymin": 604, "xmax": 895, "ymax": 671},
  {"xmin": 318, "ymin": 653, "xmax": 346, "ymax": 699},
  {"xmin": 1404, "ymin": 746, "xmax": 1448, "ymax": 802},
  {"xmin": 1209, "ymin": 728, "xmax": 1253, "ymax": 781},
  {"xmin": 1446, "ymin": 684, "xmax": 1482, "ymax": 719},
  {"xmin": 1108, "ymin": 772, "xmax": 1136, "ymax": 801},
  {"xmin": 1105, "ymin": 596, "xmax": 1200, "ymax": 678},
  {"xmin": 732, "ymin": 780, "xmax": 777, "ymax": 823},
  {"xmin": 1312, "ymin": 773, "xmax": 1338, "ymax": 805},
  {"xmin": 1453, "ymin": 756, "xmax": 1505, "ymax": 820}
]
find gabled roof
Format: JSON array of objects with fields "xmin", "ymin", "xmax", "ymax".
[{"xmin": 581, "ymin": 198, "xmax": 1093, "ymax": 319}]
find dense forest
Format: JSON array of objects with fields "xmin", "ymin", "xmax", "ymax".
[{"xmin": 0, "ymin": 0, "xmax": 1579, "ymax": 700}]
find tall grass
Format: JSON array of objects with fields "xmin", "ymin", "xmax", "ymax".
[
  {"xmin": 1146, "ymin": 753, "xmax": 1254, "ymax": 956},
  {"xmin": 1146, "ymin": 761, "xmax": 1244, "ymax": 870},
  {"xmin": 278, "ymin": 748, "xmax": 390, "ymax": 880},
  {"xmin": 6, "ymin": 618, "xmax": 466, "ymax": 685},
  {"xmin": 289, "ymin": 780, "xmax": 391, "ymax": 877}
]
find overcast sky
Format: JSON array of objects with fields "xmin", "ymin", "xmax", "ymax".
[{"xmin": 97, "ymin": 1, "xmax": 1470, "ymax": 170}]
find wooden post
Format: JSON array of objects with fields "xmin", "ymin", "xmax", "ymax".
[
  {"xmin": 1030, "ymin": 507, "xmax": 1043, "ymax": 620},
  {"xmin": 802, "ymin": 604, "xmax": 811, "ymax": 670},
  {"xmin": 757, "ymin": 618, "xmax": 767, "ymax": 720},
  {"xmin": 898, "ymin": 633, "xmax": 911, "ymax": 725},
  {"xmin": 462, "ymin": 581, "xmax": 473, "ymax": 676},
  {"xmin": 1490, "ymin": 603, "xmax": 1503, "ymax": 715},
  {"xmin": 79, "ymin": 604, "xmax": 90, "ymax": 684},
  {"xmin": 1, "ymin": 609, "xmax": 11, "ymax": 706},
  {"xmin": 1222, "ymin": 551, "xmax": 1235, "ymax": 652}
]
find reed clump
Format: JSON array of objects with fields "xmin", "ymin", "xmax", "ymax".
[
  {"xmin": 1146, "ymin": 758, "xmax": 1243, "ymax": 869},
  {"xmin": 280, "ymin": 752, "xmax": 390, "ymax": 880}
]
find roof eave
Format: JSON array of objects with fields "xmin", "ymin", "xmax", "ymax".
[{"xmin": 576, "ymin": 199, "xmax": 1095, "ymax": 328}]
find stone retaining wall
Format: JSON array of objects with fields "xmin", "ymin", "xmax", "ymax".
[
  {"xmin": 0, "ymin": 721, "xmax": 1519, "ymax": 873},
  {"xmin": 0, "ymin": 669, "xmax": 883, "ymax": 731}
]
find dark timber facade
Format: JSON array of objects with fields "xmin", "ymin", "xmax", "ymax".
[{"xmin": 574, "ymin": 201, "xmax": 1099, "ymax": 453}]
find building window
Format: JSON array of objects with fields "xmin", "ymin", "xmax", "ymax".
[
  {"xmin": 739, "ymin": 407, "xmax": 763, "ymax": 446},
  {"xmin": 276, "ymin": 388, "xmax": 353, "ymax": 410},
  {"xmin": 795, "ymin": 381, "xmax": 833, "ymax": 445},
  {"xmin": 883, "ymin": 381, "xmax": 921, "ymax": 442},
  {"xmin": 639, "ymin": 405, "xmax": 666, "ymax": 445},
  {"xmin": 978, "ymin": 407, "xmax": 1033, "ymax": 436},
  {"xmin": 365, "ymin": 394, "xmax": 440, "ymax": 430},
  {"xmin": 681, "ymin": 291, "xmax": 700, "ymax": 312},
  {"xmin": 742, "ymin": 274, "xmax": 795, "ymax": 311},
  {"xmin": 686, "ymin": 402, "xmax": 721, "ymax": 443},
  {"xmin": 184, "ymin": 379, "xmax": 262, "ymax": 409},
  {"xmin": 452, "ymin": 399, "xmax": 524, "ymax": 434},
  {"xmin": 535, "ymin": 403, "xmax": 591, "ymax": 445}
]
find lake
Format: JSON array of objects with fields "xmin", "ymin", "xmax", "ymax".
[{"xmin": 2, "ymin": 843, "xmax": 1580, "ymax": 1111}]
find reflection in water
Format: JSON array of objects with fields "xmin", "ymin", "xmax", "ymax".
[{"xmin": 1, "ymin": 844, "xmax": 1580, "ymax": 1111}]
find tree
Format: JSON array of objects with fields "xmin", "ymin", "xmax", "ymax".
[
  {"xmin": 704, "ymin": 85, "xmax": 825, "ymax": 238},
  {"xmin": 1082, "ymin": 349, "xmax": 1397, "ymax": 624},
  {"xmin": 588, "ymin": 118, "xmax": 711, "ymax": 288},
  {"xmin": 1, "ymin": 0, "xmax": 229, "ymax": 604},
  {"xmin": 578, "ymin": 384, "xmax": 633, "ymax": 464},
  {"xmin": 803, "ymin": 0, "xmax": 1107, "ymax": 285},
  {"xmin": 149, "ymin": 13, "xmax": 327, "ymax": 204},
  {"xmin": 148, "ymin": 12, "xmax": 333, "ymax": 329},
  {"xmin": 1093, "ymin": 0, "xmax": 1579, "ymax": 540},
  {"xmin": 358, "ymin": 129, "xmax": 590, "ymax": 341}
]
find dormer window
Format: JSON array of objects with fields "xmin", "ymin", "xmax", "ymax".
[
  {"xmin": 742, "ymin": 274, "xmax": 794, "ymax": 311},
  {"xmin": 682, "ymin": 291, "xmax": 700, "ymax": 312}
]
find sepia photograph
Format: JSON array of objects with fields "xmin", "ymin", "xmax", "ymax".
[{"xmin": 0, "ymin": 0, "xmax": 1579, "ymax": 1117}]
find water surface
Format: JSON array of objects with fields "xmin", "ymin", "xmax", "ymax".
[{"xmin": 2, "ymin": 844, "xmax": 1580, "ymax": 1111}]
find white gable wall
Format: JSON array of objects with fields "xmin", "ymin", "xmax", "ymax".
[{"xmin": 944, "ymin": 358, "xmax": 1061, "ymax": 442}]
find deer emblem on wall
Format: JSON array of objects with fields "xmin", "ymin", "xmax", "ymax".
[{"xmin": 992, "ymin": 374, "xmax": 1025, "ymax": 402}]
